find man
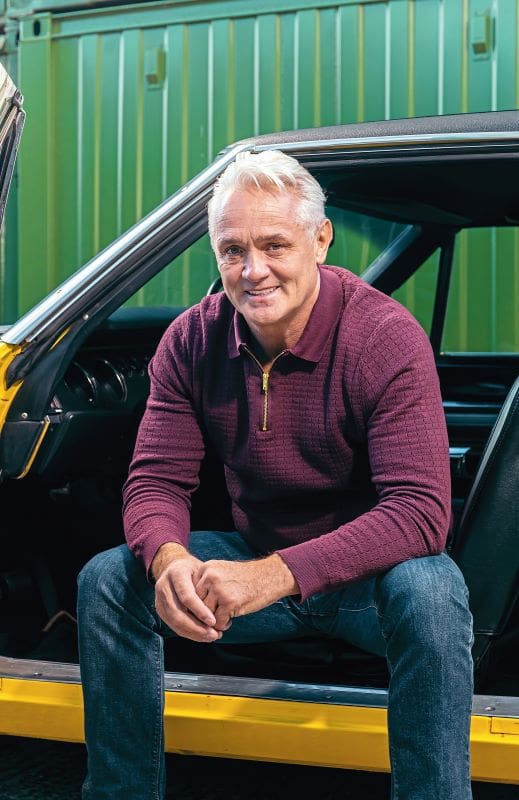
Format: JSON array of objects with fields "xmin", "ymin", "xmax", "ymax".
[{"xmin": 78, "ymin": 151, "xmax": 473, "ymax": 800}]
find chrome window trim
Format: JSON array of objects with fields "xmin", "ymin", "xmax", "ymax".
[{"xmin": 255, "ymin": 130, "xmax": 519, "ymax": 155}]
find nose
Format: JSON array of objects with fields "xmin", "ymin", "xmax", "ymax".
[{"xmin": 242, "ymin": 248, "xmax": 270, "ymax": 282}]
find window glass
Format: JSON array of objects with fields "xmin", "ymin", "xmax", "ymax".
[
  {"xmin": 326, "ymin": 206, "xmax": 405, "ymax": 275},
  {"xmin": 392, "ymin": 251, "xmax": 439, "ymax": 336},
  {"xmin": 442, "ymin": 227, "xmax": 519, "ymax": 353},
  {"xmin": 328, "ymin": 206, "xmax": 439, "ymax": 336},
  {"xmin": 124, "ymin": 234, "xmax": 216, "ymax": 309}
]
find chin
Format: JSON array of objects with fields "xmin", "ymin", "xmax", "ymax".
[{"xmin": 242, "ymin": 304, "xmax": 283, "ymax": 324}]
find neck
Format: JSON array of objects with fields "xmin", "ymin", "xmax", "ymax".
[{"xmin": 248, "ymin": 315, "xmax": 311, "ymax": 366}]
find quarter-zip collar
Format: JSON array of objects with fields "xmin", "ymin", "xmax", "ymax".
[{"xmin": 227, "ymin": 265, "xmax": 344, "ymax": 362}]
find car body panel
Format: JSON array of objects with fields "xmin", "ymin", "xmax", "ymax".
[
  {"xmin": 0, "ymin": 342, "xmax": 24, "ymax": 432},
  {"xmin": 0, "ymin": 64, "xmax": 25, "ymax": 437},
  {"xmin": 1, "ymin": 660, "xmax": 519, "ymax": 783}
]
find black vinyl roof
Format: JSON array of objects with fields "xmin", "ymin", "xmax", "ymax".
[
  {"xmin": 227, "ymin": 111, "xmax": 519, "ymax": 227},
  {"xmin": 232, "ymin": 110, "xmax": 519, "ymax": 150}
]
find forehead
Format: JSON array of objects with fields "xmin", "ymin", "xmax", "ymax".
[{"xmin": 213, "ymin": 188, "xmax": 303, "ymax": 237}]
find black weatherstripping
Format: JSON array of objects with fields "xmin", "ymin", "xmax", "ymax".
[
  {"xmin": 452, "ymin": 376, "xmax": 519, "ymax": 665},
  {"xmin": 429, "ymin": 233, "xmax": 455, "ymax": 356},
  {"xmin": 362, "ymin": 224, "xmax": 452, "ymax": 295}
]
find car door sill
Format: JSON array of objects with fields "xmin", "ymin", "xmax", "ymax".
[{"xmin": 1, "ymin": 655, "xmax": 518, "ymax": 717}]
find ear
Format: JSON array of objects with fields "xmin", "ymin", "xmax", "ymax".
[{"xmin": 314, "ymin": 218, "xmax": 334, "ymax": 264}]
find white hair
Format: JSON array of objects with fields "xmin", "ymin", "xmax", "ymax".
[{"xmin": 208, "ymin": 150, "xmax": 326, "ymax": 245}]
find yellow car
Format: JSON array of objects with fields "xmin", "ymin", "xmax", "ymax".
[{"xmin": 0, "ymin": 63, "xmax": 518, "ymax": 786}]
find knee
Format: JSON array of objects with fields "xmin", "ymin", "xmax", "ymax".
[
  {"xmin": 376, "ymin": 554, "xmax": 472, "ymax": 647},
  {"xmin": 77, "ymin": 545, "xmax": 141, "ymax": 610}
]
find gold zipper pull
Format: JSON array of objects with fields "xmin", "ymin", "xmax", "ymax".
[{"xmin": 261, "ymin": 372, "xmax": 270, "ymax": 431}]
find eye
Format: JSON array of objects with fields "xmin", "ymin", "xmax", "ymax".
[
  {"xmin": 267, "ymin": 242, "xmax": 284, "ymax": 252},
  {"xmin": 223, "ymin": 245, "xmax": 243, "ymax": 257}
]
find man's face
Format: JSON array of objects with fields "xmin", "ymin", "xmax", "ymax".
[{"xmin": 212, "ymin": 188, "xmax": 332, "ymax": 346}]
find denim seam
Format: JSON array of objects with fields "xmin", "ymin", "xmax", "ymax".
[
  {"xmin": 375, "ymin": 606, "xmax": 397, "ymax": 642},
  {"xmin": 336, "ymin": 604, "xmax": 378, "ymax": 614},
  {"xmin": 309, "ymin": 604, "xmax": 378, "ymax": 618},
  {"xmin": 80, "ymin": 550, "xmax": 166, "ymax": 799},
  {"xmin": 152, "ymin": 633, "xmax": 164, "ymax": 800},
  {"xmin": 385, "ymin": 648, "xmax": 399, "ymax": 800}
]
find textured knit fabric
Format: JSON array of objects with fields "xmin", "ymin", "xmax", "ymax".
[{"xmin": 123, "ymin": 265, "xmax": 451, "ymax": 601}]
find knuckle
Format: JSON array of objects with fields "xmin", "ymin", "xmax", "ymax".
[
  {"xmin": 216, "ymin": 597, "xmax": 231, "ymax": 613},
  {"xmin": 175, "ymin": 586, "xmax": 191, "ymax": 605},
  {"xmin": 202, "ymin": 569, "xmax": 215, "ymax": 583}
]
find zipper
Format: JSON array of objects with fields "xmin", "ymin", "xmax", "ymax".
[
  {"xmin": 242, "ymin": 346, "xmax": 286, "ymax": 431},
  {"xmin": 261, "ymin": 371, "xmax": 270, "ymax": 431}
]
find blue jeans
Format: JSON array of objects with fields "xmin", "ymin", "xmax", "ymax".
[{"xmin": 77, "ymin": 533, "xmax": 473, "ymax": 800}]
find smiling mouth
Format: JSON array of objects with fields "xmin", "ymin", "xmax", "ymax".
[{"xmin": 245, "ymin": 287, "xmax": 279, "ymax": 297}]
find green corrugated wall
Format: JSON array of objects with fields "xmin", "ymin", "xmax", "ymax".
[
  {"xmin": 0, "ymin": 8, "xmax": 20, "ymax": 326},
  {"xmin": 2, "ymin": 0, "xmax": 519, "ymax": 351}
]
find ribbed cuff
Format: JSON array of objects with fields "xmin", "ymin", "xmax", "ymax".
[{"xmin": 275, "ymin": 540, "xmax": 327, "ymax": 602}]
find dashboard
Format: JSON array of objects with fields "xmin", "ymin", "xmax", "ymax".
[{"xmin": 34, "ymin": 307, "xmax": 182, "ymax": 483}]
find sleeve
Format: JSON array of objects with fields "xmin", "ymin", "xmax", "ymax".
[
  {"xmin": 122, "ymin": 319, "xmax": 206, "ymax": 574},
  {"xmin": 277, "ymin": 312, "xmax": 451, "ymax": 601}
]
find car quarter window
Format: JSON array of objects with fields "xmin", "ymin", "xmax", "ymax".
[
  {"xmin": 327, "ymin": 206, "xmax": 440, "ymax": 337},
  {"xmin": 124, "ymin": 233, "xmax": 216, "ymax": 309},
  {"xmin": 392, "ymin": 251, "xmax": 440, "ymax": 337},
  {"xmin": 326, "ymin": 206, "xmax": 405, "ymax": 275},
  {"xmin": 442, "ymin": 227, "xmax": 519, "ymax": 354}
]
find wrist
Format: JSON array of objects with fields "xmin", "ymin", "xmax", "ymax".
[
  {"xmin": 267, "ymin": 553, "xmax": 300, "ymax": 598},
  {"xmin": 151, "ymin": 542, "xmax": 188, "ymax": 582}
]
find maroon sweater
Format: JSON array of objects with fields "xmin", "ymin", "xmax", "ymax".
[{"xmin": 123, "ymin": 266, "xmax": 450, "ymax": 601}]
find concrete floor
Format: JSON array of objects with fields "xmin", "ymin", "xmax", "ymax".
[{"xmin": 1, "ymin": 736, "xmax": 519, "ymax": 799}]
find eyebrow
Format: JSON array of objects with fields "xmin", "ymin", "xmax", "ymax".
[
  {"xmin": 217, "ymin": 237, "xmax": 242, "ymax": 249},
  {"xmin": 217, "ymin": 233, "xmax": 292, "ymax": 248}
]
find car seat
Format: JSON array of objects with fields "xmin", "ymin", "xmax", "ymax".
[{"xmin": 451, "ymin": 375, "xmax": 519, "ymax": 669}]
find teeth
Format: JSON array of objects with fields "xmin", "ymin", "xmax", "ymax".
[{"xmin": 247, "ymin": 287, "xmax": 277, "ymax": 296}]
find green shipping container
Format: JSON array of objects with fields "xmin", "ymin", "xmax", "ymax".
[
  {"xmin": 0, "ymin": 6, "xmax": 21, "ymax": 325},
  {"xmin": 2, "ymin": 0, "xmax": 519, "ymax": 352}
]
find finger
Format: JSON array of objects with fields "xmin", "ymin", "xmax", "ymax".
[
  {"xmin": 170, "ymin": 594, "xmax": 222, "ymax": 641},
  {"xmin": 196, "ymin": 572, "xmax": 237, "ymax": 630},
  {"xmin": 174, "ymin": 575, "xmax": 217, "ymax": 628},
  {"xmin": 155, "ymin": 580, "xmax": 218, "ymax": 641},
  {"xmin": 156, "ymin": 585, "xmax": 221, "ymax": 643},
  {"xmin": 195, "ymin": 583, "xmax": 211, "ymax": 603},
  {"xmin": 194, "ymin": 565, "xmax": 226, "ymax": 608},
  {"xmin": 213, "ymin": 600, "xmax": 233, "ymax": 632},
  {"xmin": 196, "ymin": 586, "xmax": 229, "ymax": 630},
  {"xmin": 214, "ymin": 612, "xmax": 233, "ymax": 632},
  {"xmin": 198, "ymin": 588, "xmax": 218, "ymax": 615}
]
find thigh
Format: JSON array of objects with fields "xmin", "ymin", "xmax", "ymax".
[
  {"xmin": 374, "ymin": 551, "xmax": 472, "ymax": 637},
  {"xmin": 306, "ymin": 579, "xmax": 387, "ymax": 658},
  {"xmin": 301, "ymin": 553, "xmax": 469, "ymax": 659}
]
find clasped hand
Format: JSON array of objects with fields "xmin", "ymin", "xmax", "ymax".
[{"xmin": 154, "ymin": 551, "xmax": 298, "ymax": 643}]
